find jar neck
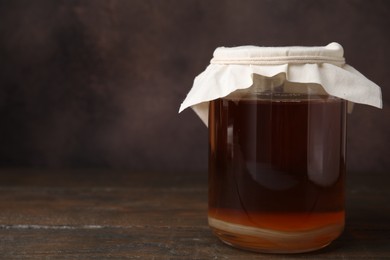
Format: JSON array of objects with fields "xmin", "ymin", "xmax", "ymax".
[{"xmin": 226, "ymin": 74, "xmax": 331, "ymax": 101}]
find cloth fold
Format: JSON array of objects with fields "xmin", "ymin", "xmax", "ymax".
[{"xmin": 179, "ymin": 43, "xmax": 382, "ymax": 125}]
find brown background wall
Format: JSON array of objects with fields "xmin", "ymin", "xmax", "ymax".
[{"xmin": 0, "ymin": 0, "xmax": 389, "ymax": 173}]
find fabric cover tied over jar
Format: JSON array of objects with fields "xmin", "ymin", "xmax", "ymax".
[{"xmin": 179, "ymin": 43, "xmax": 383, "ymax": 126}]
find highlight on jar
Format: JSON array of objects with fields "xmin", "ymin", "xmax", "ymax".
[{"xmin": 179, "ymin": 43, "xmax": 382, "ymax": 253}]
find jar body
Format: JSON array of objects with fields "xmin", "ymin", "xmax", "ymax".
[{"xmin": 208, "ymin": 78, "xmax": 346, "ymax": 253}]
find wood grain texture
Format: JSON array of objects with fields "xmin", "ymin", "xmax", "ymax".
[{"xmin": 0, "ymin": 169, "xmax": 389, "ymax": 259}]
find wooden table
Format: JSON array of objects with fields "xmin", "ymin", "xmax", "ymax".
[{"xmin": 0, "ymin": 169, "xmax": 388, "ymax": 259}]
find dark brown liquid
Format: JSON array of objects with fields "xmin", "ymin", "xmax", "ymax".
[{"xmin": 208, "ymin": 96, "xmax": 346, "ymax": 252}]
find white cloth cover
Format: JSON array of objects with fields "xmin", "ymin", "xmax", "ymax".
[{"xmin": 179, "ymin": 43, "xmax": 382, "ymax": 125}]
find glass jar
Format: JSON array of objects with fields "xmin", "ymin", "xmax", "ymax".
[{"xmin": 208, "ymin": 75, "xmax": 347, "ymax": 253}]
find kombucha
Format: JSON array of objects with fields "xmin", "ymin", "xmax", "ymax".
[{"xmin": 208, "ymin": 95, "xmax": 346, "ymax": 253}]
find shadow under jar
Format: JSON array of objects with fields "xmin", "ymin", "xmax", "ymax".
[{"xmin": 208, "ymin": 77, "xmax": 347, "ymax": 253}]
